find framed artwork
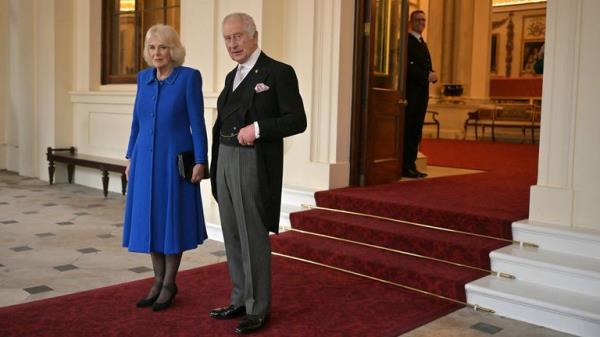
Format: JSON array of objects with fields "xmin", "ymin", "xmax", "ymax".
[{"xmin": 521, "ymin": 40, "xmax": 544, "ymax": 74}]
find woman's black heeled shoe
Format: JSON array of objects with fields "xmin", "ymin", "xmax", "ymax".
[
  {"xmin": 152, "ymin": 284, "xmax": 178, "ymax": 312},
  {"xmin": 136, "ymin": 282, "xmax": 162, "ymax": 308},
  {"xmin": 136, "ymin": 293, "xmax": 159, "ymax": 308}
]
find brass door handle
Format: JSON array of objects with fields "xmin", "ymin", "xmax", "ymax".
[{"xmin": 398, "ymin": 99, "xmax": 408, "ymax": 105}]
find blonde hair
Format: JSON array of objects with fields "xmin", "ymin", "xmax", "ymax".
[{"xmin": 143, "ymin": 24, "xmax": 186, "ymax": 67}]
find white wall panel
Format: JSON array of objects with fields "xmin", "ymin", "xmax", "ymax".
[{"xmin": 88, "ymin": 112, "xmax": 131, "ymax": 153}]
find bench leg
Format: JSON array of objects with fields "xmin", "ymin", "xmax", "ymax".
[
  {"xmin": 102, "ymin": 170, "xmax": 109, "ymax": 198},
  {"xmin": 67, "ymin": 164, "xmax": 75, "ymax": 184},
  {"xmin": 48, "ymin": 160, "xmax": 55, "ymax": 185},
  {"xmin": 121, "ymin": 173, "xmax": 127, "ymax": 195}
]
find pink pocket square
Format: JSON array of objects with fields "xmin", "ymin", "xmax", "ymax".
[{"xmin": 254, "ymin": 83, "xmax": 270, "ymax": 93}]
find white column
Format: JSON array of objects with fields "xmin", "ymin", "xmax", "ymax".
[
  {"xmin": 73, "ymin": 0, "xmax": 101, "ymax": 92},
  {"xmin": 35, "ymin": 0, "xmax": 55, "ymax": 180},
  {"xmin": 181, "ymin": 0, "xmax": 217, "ymax": 94},
  {"xmin": 0, "ymin": 0, "xmax": 8, "ymax": 169},
  {"xmin": 469, "ymin": 0, "xmax": 491, "ymax": 100},
  {"xmin": 35, "ymin": 0, "xmax": 74, "ymax": 181},
  {"xmin": 8, "ymin": 0, "xmax": 35, "ymax": 176},
  {"xmin": 307, "ymin": 0, "xmax": 354, "ymax": 188},
  {"xmin": 529, "ymin": 0, "xmax": 600, "ymax": 231}
]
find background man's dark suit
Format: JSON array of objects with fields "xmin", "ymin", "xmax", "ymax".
[
  {"xmin": 210, "ymin": 51, "xmax": 306, "ymax": 321},
  {"xmin": 404, "ymin": 33, "xmax": 433, "ymax": 175}
]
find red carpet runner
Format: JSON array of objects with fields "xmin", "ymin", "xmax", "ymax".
[
  {"xmin": 0, "ymin": 139, "xmax": 538, "ymax": 337},
  {"xmin": 0, "ymin": 257, "xmax": 459, "ymax": 337}
]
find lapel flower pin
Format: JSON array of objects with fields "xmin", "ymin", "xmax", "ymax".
[{"xmin": 255, "ymin": 83, "xmax": 270, "ymax": 93}]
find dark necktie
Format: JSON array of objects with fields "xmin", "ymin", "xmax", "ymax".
[{"xmin": 419, "ymin": 37, "xmax": 432, "ymax": 71}]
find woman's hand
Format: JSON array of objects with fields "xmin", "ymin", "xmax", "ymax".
[
  {"xmin": 191, "ymin": 164, "xmax": 206, "ymax": 183},
  {"xmin": 125, "ymin": 160, "xmax": 131, "ymax": 181}
]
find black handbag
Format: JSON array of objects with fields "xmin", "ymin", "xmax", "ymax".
[{"xmin": 177, "ymin": 151, "xmax": 209, "ymax": 183}]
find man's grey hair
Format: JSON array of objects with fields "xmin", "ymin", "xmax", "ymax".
[{"xmin": 222, "ymin": 12, "xmax": 257, "ymax": 36}]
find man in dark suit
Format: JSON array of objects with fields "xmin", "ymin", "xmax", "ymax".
[
  {"xmin": 403, "ymin": 10, "xmax": 437, "ymax": 178},
  {"xmin": 209, "ymin": 12, "xmax": 307, "ymax": 334}
]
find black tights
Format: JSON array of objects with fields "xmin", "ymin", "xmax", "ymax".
[{"xmin": 145, "ymin": 252, "xmax": 182, "ymax": 303}]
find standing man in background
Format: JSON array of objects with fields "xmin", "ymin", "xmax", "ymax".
[
  {"xmin": 403, "ymin": 10, "xmax": 437, "ymax": 178},
  {"xmin": 209, "ymin": 12, "xmax": 307, "ymax": 334}
]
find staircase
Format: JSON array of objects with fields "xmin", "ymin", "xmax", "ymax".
[{"xmin": 466, "ymin": 219, "xmax": 600, "ymax": 337}]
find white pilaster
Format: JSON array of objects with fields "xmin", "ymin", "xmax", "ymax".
[
  {"xmin": 0, "ymin": 0, "xmax": 8, "ymax": 169},
  {"xmin": 8, "ymin": 0, "xmax": 35, "ymax": 176},
  {"xmin": 181, "ymin": 0, "xmax": 217, "ymax": 93},
  {"xmin": 529, "ymin": 0, "xmax": 600, "ymax": 231},
  {"xmin": 469, "ymin": 0, "xmax": 491, "ymax": 100},
  {"xmin": 308, "ymin": 0, "xmax": 353, "ymax": 188},
  {"xmin": 35, "ymin": 0, "xmax": 55, "ymax": 180}
]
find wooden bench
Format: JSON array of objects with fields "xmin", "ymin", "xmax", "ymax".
[
  {"xmin": 464, "ymin": 103, "xmax": 540, "ymax": 143},
  {"xmin": 423, "ymin": 110, "xmax": 440, "ymax": 139},
  {"xmin": 46, "ymin": 147, "xmax": 127, "ymax": 198}
]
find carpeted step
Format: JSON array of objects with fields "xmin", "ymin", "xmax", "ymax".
[
  {"xmin": 289, "ymin": 209, "xmax": 509, "ymax": 270},
  {"xmin": 271, "ymin": 231, "xmax": 488, "ymax": 302},
  {"xmin": 314, "ymin": 174, "xmax": 520, "ymax": 240}
]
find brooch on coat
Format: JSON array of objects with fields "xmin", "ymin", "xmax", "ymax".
[{"xmin": 254, "ymin": 83, "xmax": 270, "ymax": 93}]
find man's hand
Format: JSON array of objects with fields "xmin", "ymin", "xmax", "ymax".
[
  {"xmin": 237, "ymin": 124, "xmax": 256, "ymax": 146},
  {"xmin": 191, "ymin": 164, "xmax": 206, "ymax": 183},
  {"xmin": 428, "ymin": 71, "xmax": 438, "ymax": 83},
  {"xmin": 125, "ymin": 160, "xmax": 131, "ymax": 181}
]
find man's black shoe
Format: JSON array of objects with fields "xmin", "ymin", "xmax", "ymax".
[
  {"xmin": 402, "ymin": 168, "xmax": 427, "ymax": 178},
  {"xmin": 210, "ymin": 305, "xmax": 246, "ymax": 320},
  {"xmin": 235, "ymin": 314, "xmax": 269, "ymax": 334}
]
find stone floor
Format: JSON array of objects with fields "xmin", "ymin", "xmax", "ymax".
[{"xmin": 0, "ymin": 170, "xmax": 573, "ymax": 336}]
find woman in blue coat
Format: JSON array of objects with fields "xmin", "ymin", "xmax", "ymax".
[{"xmin": 123, "ymin": 24, "xmax": 208, "ymax": 311}]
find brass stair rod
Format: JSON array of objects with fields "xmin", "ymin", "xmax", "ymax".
[
  {"xmin": 301, "ymin": 204, "xmax": 539, "ymax": 248},
  {"xmin": 290, "ymin": 228, "xmax": 515, "ymax": 280},
  {"xmin": 272, "ymin": 252, "xmax": 495, "ymax": 314}
]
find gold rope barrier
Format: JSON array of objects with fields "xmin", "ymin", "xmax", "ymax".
[
  {"xmin": 289, "ymin": 228, "xmax": 515, "ymax": 279},
  {"xmin": 272, "ymin": 251, "xmax": 495, "ymax": 314},
  {"xmin": 301, "ymin": 204, "xmax": 539, "ymax": 248}
]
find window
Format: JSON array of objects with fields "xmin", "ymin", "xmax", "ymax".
[{"xmin": 101, "ymin": 0, "xmax": 180, "ymax": 84}]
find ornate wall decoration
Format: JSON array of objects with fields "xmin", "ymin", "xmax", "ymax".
[
  {"xmin": 492, "ymin": 17, "xmax": 509, "ymax": 30},
  {"xmin": 523, "ymin": 15, "xmax": 546, "ymax": 39}
]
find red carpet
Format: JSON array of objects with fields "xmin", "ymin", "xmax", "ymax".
[
  {"xmin": 0, "ymin": 139, "xmax": 538, "ymax": 336},
  {"xmin": 313, "ymin": 139, "xmax": 539, "ymax": 239},
  {"xmin": 0, "ymin": 256, "xmax": 459, "ymax": 337}
]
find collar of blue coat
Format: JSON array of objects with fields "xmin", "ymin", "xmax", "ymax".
[{"xmin": 144, "ymin": 66, "xmax": 181, "ymax": 85}]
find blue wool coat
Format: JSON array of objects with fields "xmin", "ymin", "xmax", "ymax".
[{"xmin": 123, "ymin": 66, "xmax": 208, "ymax": 254}]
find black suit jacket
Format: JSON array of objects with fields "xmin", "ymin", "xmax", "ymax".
[
  {"xmin": 210, "ymin": 52, "xmax": 307, "ymax": 233},
  {"xmin": 406, "ymin": 34, "xmax": 433, "ymax": 95}
]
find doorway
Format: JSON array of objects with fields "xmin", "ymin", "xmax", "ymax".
[{"xmin": 349, "ymin": 0, "xmax": 410, "ymax": 186}]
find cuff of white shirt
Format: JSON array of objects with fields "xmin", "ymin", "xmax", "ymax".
[{"xmin": 254, "ymin": 121, "xmax": 260, "ymax": 139}]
